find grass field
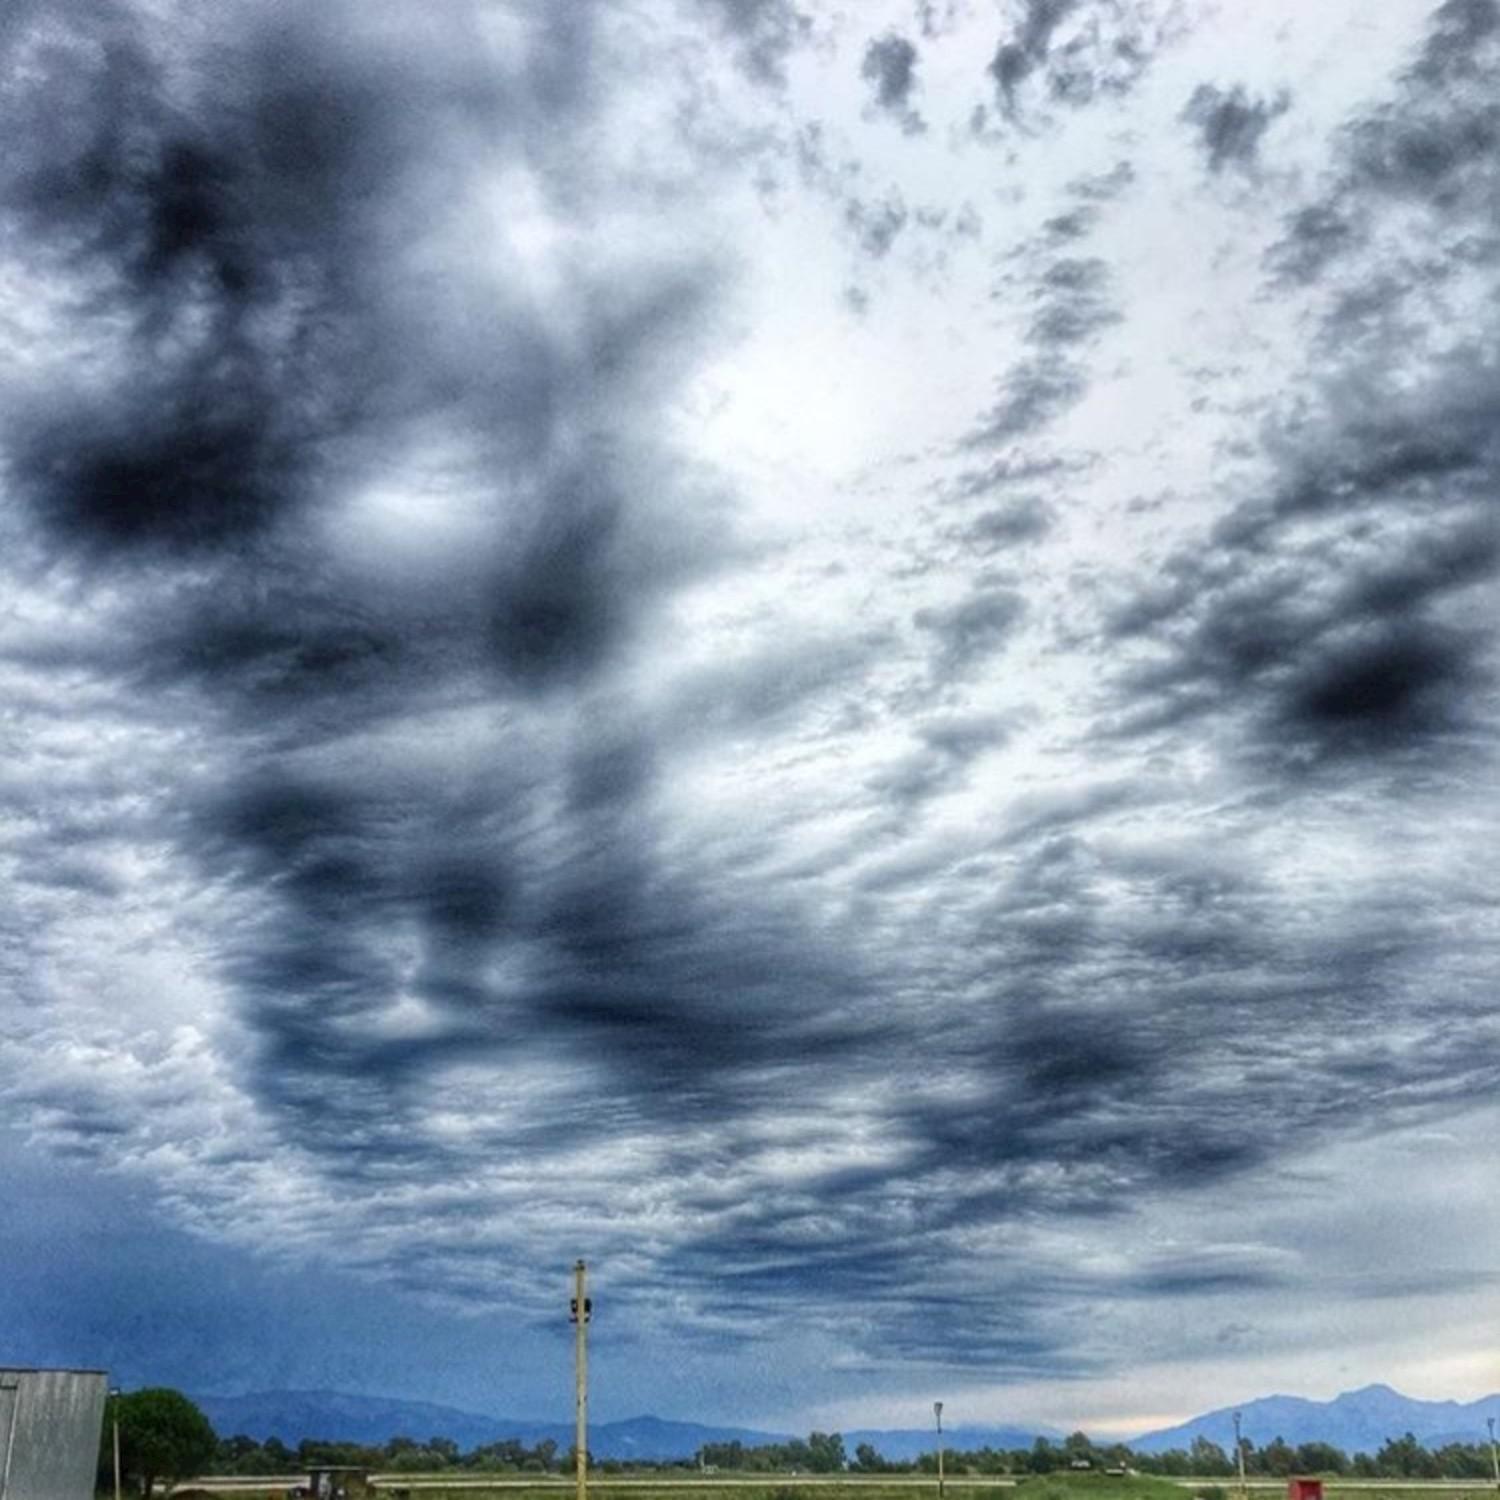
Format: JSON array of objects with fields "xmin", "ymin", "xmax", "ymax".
[{"xmin": 166, "ymin": 1474, "xmax": 1500, "ymax": 1500}]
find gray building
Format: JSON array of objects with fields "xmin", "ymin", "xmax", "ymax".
[{"xmin": 0, "ymin": 1369, "xmax": 109, "ymax": 1500}]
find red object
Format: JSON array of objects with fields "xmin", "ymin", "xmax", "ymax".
[{"xmin": 1287, "ymin": 1479, "xmax": 1324, "ymax": 1500}]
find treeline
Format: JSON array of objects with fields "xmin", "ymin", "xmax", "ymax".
[
  {"xmin": 1131, "ymin": 1432, "xmax": 1500, "ymax": 1481},
  {"xmin": 695, "ymin": 1434, "xmax": 850, "ymax": 1473},
  {"xmin": 840, "ymin": 1431, "xmax": 1500, "ymax": 1480},
  {"xmin": 209, "ymin": 1427, "xmax": 1499, "ymax": 1479},
  {"xmin": 212, "ymin": 1432, "xmax": 853, "ymax": 1476},
  {"xmin": 694, "ymin": 1429, "xmax": 1500, "ymax": 1481},
  {"xmin": 214, "ymin": 1436, "xmax": 578, "ymax": 1475}
]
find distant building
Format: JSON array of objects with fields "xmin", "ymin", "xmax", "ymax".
[{"xmin": 0, "ymin": 1369, "xmax": 109, "ymax": 1500}]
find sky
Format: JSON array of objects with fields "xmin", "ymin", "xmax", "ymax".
[{"xmin": 2, "ymin": 0, "xmax": 1499, "ymax": 1442}]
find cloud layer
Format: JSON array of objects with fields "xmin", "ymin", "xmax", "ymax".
[{"xmin": 2, "ymin": 0, "xmax": 1498, "ymax": 1422}]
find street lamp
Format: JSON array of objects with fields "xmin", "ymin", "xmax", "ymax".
[
  {"xmin": 110, "ymin": 1388, "xmax": 122, "ymax": 1500},
  {"xmin": 934, "ymin": 1403, "xmax": 944, "ymax": 1500},
  {"xmin": 1486, "ymin": 1415, "xmax": 1497, "ymax": 1493},
  {"xmin": 1233, "ymin": 1412, "xmax": 1246, "ymax": 1500}
]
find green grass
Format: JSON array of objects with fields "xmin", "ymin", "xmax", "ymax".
[
  {"xmin": 1012, "ymin": 1476, "xmax": 1191, "ymax": 1500},
  {"xmin": 160, "ymin": 1478, "xmax": 1500, "ymax": 1500}
]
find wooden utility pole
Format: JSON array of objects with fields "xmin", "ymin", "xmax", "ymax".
[
  {"xmin": 934, "ymin": 1402, "xmax": 944, "ymax": 1500},
  {"xmin": 571, "ymin": 1261, "xmax": 590, "ymax": 1500}
]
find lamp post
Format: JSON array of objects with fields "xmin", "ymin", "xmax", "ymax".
[
  {"xmin": 1233, "ymin": 1412, "xmax": 1246, "ymax": 1500},
  {"xmin": 1486, "ymin": 1416, "xmax": 1497, "ymax": 1493},
  {"xmin": 109, "ymin": 1386, "xmax": 121, "ymax": 1500},
  {"xmin": 934, "ymin": 1402, "xmax": 944, "ymax": 1500}
]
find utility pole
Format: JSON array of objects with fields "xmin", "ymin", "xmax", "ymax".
[
  {"xmin": 111, "ymin": 1388, "xmax": 122, "ymax": 1500},
  {"xmin": 934, "ymin": 1402, "xmax": 944, "ymax": 1500},
  {"xmin": 1487, "ymin": 1415, "xmax": 1497, "ymax": 1493},
  {"xmin": 1233, "ymin": 1412, "xmax": 1247, "ymax": 1500},
  {"xmin": 570, "ymin": 1261, "xmax": 591, "ymax": 1500}
]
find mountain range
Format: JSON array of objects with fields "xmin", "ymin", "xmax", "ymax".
[
  {"xmin": 193, "ymin": 1384, "xmax": 1500, "ymax": 1461},
  {"xmin": 192, "ymin": 1394, "xmax": 782, "ymax": 1459},
  {"xmin": 1129, "ymin": 1385, "xmax": 1500, "ymax": 1454},
  {"xmin": 192, "ymin": 1390, "xmax": 1053, "ymax": 1460}
]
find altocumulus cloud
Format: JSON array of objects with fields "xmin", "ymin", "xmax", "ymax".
[{"xmin": 2, "ymin": 0, "xmax": 1499, "ymax": 1416}]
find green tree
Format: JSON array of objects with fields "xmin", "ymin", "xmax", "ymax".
[
  {"xmin": 806, "ymin": 1433, "xmax": 846, "ymax": 1474},
  {"xmin": 1028, "ymin": 1438, "xmax": 1060, "ymax": 1474},
  {"xmin": 1190, "ymin": 1438, "xmax": 1232, "ymax": 1476},
  {"xmin": 1260, "ymin": 1437, "xmax": 1295, "ymax": 1478},
  {"xmin": 1375, "ymin": 1433, "xmax": 1437, "ymax": 1479},
  {"xmin": 1064, "ymin": 1432, "xmax": 1095, "ymax": 1465},
  {"xmin": 1292, "ymin": 1442, "xmax": 1347, "ymax": 1475},
  {"xmin": 1434, "ymin": 1443, "xmax": 1489, "ymax": 1479},
  {"xmin": 115, "ymin": 1389, "xmax": 218, "ymax": 1498}
]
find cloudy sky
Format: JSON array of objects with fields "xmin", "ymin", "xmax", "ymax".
[{"xmin": 3, "ymin": 0, "xmax": 1499, "ymax": 1439}]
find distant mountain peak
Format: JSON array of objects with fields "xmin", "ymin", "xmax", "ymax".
[{"xmin": 1130, "ymin": 1385, "xmax": 1500, "ymax": 1456}]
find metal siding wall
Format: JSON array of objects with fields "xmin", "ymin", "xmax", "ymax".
[
  {"xmin": 0, "ymin": 1379, "xmax": 19, "ymax": 1498},
  {"xmin": 0, "ymin": 1372, "xmax": 108, "ymax": 1500}
]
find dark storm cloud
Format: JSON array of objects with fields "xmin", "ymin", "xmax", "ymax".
[
  {"xmin": 915, "ymin": 588, "xmax": 1027, "ymax": 675},
  {"xmin": 704, "ymin": 0, "xmax": 812, "ymax": 85},
  {"xmin": 915, "ymin": 0, "xmax": 964, "ymax": 39},
  {"xmin": 970, "ymin": 360, "xmax": 1087, "ymax": 444},
  {"xmin": 1109, "ymin": 502, "xmax": 1496, "ymax": 764},
  {"xmin": 0, "ymin": 3, "xmax": 359, "ymax": 552},
  {"xmin": 986, "ymin": 0, "xmax": 1159, "ymax": 116},
  {"xmin": 862, "ymin": 33, "xmax": 917, "ymax": 111},
  {"xmin": 1410, "ymin": 0, "xmax": 1500, "ymax": 77},
  {"xmin": 0, "ymin": 0, "xmax": 776, "ymax": 1208},
  {"xmin": 1111, "ymin": 2, "xmax": 1500, "ymax": 771},
  {"xmin": 967, "ymin": 231, "xmax": 1120, "ymax": 449},
  {"xmin": 844, "ymin": 193, "xmax": 910, "ymax": 258},
  {"xmin": 1268, "ymin": 0, "xmax": 1500, "ymax": 282},
  {"xmin": 1265, "ymin": 203, "xmax": 1363, "ymax": 284},
  {"xmin": 957, "ymin": 496, "xmax": 1056, "ymax": 552},
  {"xmin": 1181, "ymin": 84, "xmax": 1291, "ymax": 173},
  {"xmin": 865, "ymin": 713, "xmax": 1012, "ymax": 806},
  {"xmin": 661, "ymin": 628, "xmax": 887, "ymax": 739},
  {"xmin": 1042, "ymin": 206, "xmax": 1098, "ymax": 243},
  {"xmin": 627, "ymin": 817, "xmax": 1498, "ymax": 1369},
  {"xmin": 988, "ymin": 0, "xmax": 1081, "ymax": 109},
  {"xmin": 0, "ymin": 0, "xmax": 719, "ymax": 652},
  {"xmin": 861, "ymin": 33, "xmax": 925, "ymax": 134},
  {"xmin": 8, "ymin": 0, "xmax": 1500, "ymax": 1394},
  {"xmin": 1028, "ymin": 256, "xmax": 1119, "ymax": 346},
  {"xmin": 967, "ymin": 261, "xmax": 1110, "ymax": 441}
]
